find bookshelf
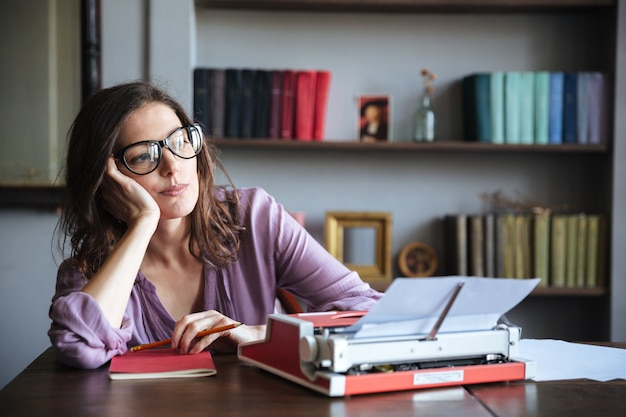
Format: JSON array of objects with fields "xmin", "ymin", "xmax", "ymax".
[{"xmin": 142, "ymin": 0, "xmax": 622, "ymax": 340}]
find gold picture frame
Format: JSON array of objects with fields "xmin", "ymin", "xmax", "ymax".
[{"xmin": 324, "ymin": 211, "xmax": 392, "ymax": 288}]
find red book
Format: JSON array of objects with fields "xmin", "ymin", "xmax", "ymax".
[
  {"xmin": 295, "ymin": 70, "xmax": 318, "ymax": 141},
  {"xmin": 109, "ymin": 348, "xmax": 217, "ymax": 380},
  {"xmin": 280, "ymin": 70, "xmax": 296, "ymax": 140},
  {"xmin": 313, "ymin": 70, "xmax": 331, "ymax": 141}
]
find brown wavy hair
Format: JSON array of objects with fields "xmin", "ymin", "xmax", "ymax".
[{"xmin": 56, "ymin": 81, "xmax": 243, "ymax": 278}]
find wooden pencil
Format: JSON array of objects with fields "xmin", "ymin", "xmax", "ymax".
[{"xmin": 130, "ymin": 322, "xmax": 242, "ymax": 352}]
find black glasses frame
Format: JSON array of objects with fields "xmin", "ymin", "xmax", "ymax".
[{"xmin": 113, "ymin": 124, "xmax": 203, "ymax": 175}]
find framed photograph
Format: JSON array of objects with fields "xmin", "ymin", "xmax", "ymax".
[
  {"xmin": 324, "ymin": 211, "xmax": 392, "ymax": 289},
  {"xmin": 398, "ymin": 242, "xmax": 438, "ymax": 278},
  {"xmin": 356, "ymin": 95, "xmax": 390, "ymax": 142}
]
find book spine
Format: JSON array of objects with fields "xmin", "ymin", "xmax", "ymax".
[
  {"xmin": 462, "ymin": 74, "xmax": 491, "ymax": 142},
  {"xmin": 313, "ymin": 70, "xmax": 331, "ymax": 141},
  {"xmin": 519, "ymin": 72, "xmax": 535, "ymax": 145},
  {"xmin": 193, "ymin": 68, "xmax": 211, "ymax": 131},
  {"xmin": 295, "ymin": 70, "xmax": 317, "ymax": 141},
  {"xmin": 239, "ymin": 69, "xmax": 257, "ymax": 138},
  {"xmin": 490, "ymin": 72, "xmax": 505, "ymax": 144},
  {"xmin": 504, "ymin": 72, "xmax": 521, "ymax": 144},
  {"xmin": 565, "ymin": 214, "xmax": 578, "ymax": 287},
  {"xmin": 575, "ymin": 214, "xmax": 588, "ymax": 287},
  {"xmin": 576, "ymin": 72, "xmax": 590, "ymax": 144},
  {"xmin": 551, "ymin": 215, "xmax": 567, "ymax": 287},
  {"xmin": 484, "ymin": 213, "xmax": 496, "ymax": 277},
  {"xmin": 209, "ymin": 69, "xmax": 225, "ymax": 138},
  {"xmin": 444, "ymin": 214, "xmax": 467, "ymax": 276},
  {"xmin": 534, "ymin": 71, "xmax": 550, "ymax": 145},
  {"xmin": 562, "ymin": 72, "xmax": 578, "ymax": 144},
  {"xmin": 548, "ymin": 72, "xmax": 564, "ymax": 144},
  {"xmin": 503, "ymin": 214, "xmax": 516, "ymax": 278},
  {"xmin": 268, "ymin": 70, "xmax": 283, "ymax": 139},
  {"xmin": 253, "ymin": 70, "xmax": 272, "ymax": 138},
  {"xmin": 469, "ymin": 215, "xmax": 485, "ymax": 277},
  {"xmin": 533, "ymin": 212, "xmax": 550, "ymax": 286},
  {"xmin": 587, "ymin": 72, "xmax": 607, "ymax": 145},
  {"xmin": 225, "ymin": 68, "xmax": 243, "ymax": 138},
  {"xmin": 280, "ymin": 70, "xmax": 296, "ymax": 140}
]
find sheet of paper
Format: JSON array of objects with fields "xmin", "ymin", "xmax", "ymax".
[
  {"xmin": 519, "ymin": 339, "xmax": 626, "ymax": 381},
  {"xmin": 344, "ymin": 276, "xmax": 540, "ymax": 339}
]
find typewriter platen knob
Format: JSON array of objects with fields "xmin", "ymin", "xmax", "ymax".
[{"xmin": 299, "ymin": 335, "xmax": 318, "ymax": 362}]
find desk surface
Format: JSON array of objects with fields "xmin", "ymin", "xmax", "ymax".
[{"xmin": 1, "ymin": 347, "xmax": 625, "ymax": 417}]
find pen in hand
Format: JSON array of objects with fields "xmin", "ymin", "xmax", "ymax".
[{"xmin": 129, "ymin": 322, "xmax": 242, "ymax": 352}]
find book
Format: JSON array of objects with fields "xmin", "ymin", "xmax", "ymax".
[
  {"xmin": 268, "ymin": 70, "xmax": 283, "ymax": 139},
  {"xmin": 576, "ymin": 72, "xmax": 590, "ymax": 144},
  {"xmin": 562, "ymin": 72, "xmax": 578, "ymax": 144},
  {"xmin": 484, "ymin": 213, "xmax": 496, "ymax": 277},
  {"xmin": 468, "ymin": 215, "xmax": 485, "ymax": 276},
  {"xmin": 514, "ymin": 214, "xmax": 532, "ymax": 278},
  {"xmin": 295, "ymin": 70, "xmax": 317, "ymax": 141},
  {"xmin": 225, "ymin": 68, "xmax": 243, "ymax": 138},
  {"xmin": 550, "ymin": 215, "xmax": 568, "ymax": 287},
  {"xmin": 109, "ymin": 348, "xmax": 217, "ymax": 380},
  {"xmin": 239, "ymin": 69, "xmax": 257, "ymax": 138},
  {"xmin": 533, "ymin": 211, "xmax": 550, "ymax": 286},
  {"xmin": 444, "ymin": 214, "xmax": 467, "ymax": 276},
  {"xmin": 495, "ymin": 214, "xmax": 506, "ymax": 278},
  {"xmin": 502, "ymin": 214, "xmax": 517, "ymax": 278},
  {"xmin": 490, "ymin": 72, "xmax": 505, "ymax": 144},
  {"xmin": 548, "ymin": 72, "xmax": 564, "ymax": 144},
  {"xmin": 565, "ymin": 214, "xmax": 579, "ymax": 288},
  {"xmin": 280, "ymin": 70, "xmax": 296, "ymax": 139},
  {"xmin": 587, "ymin": 72, "xmax": 608, "ymax": 145},
  {"xmin": 534, "ymin": 71, "xmax": 550, "ymax": 145},
  {"xmin": 209, "ymin": 69, "xmax": 226, "ymax": 138},
  {"xmin": 586, "ymin": 214, "xmax": 607, "ymax": 288},
  {"xmin": 193, "ymin": 68, "xmax": 211, "ymax": 130},
  {"xmin": 519, "ymin": 72, "xmax": 535, "ymax": 144},
  {"xmin": 462, "ymin": 73, "xmax": 491, "ymax": 142},
  {"xmin": 313, "ymin": 70, "xmax": 331, "ymax": 141},
  {"xmin": 575, "ymin": 213, "xmax": 588, "ymax": 287},
  {"xmin": 504, "ymin": 72, "xmax": 521, "ymax": 144},
  {"xmin": 253, "ymin": 69, "xmax": 272, "ymax": 138}
]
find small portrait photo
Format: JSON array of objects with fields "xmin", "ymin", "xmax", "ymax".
[{"xmin": 357, "ymin": 95, "xmax": 390, "ymax": 142}]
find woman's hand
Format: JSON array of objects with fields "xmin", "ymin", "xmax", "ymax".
[
  {"xmin": 100, "ymin": 156, "xmax": 160, "ymax": 228},
  {"xmin": 172, "ymin": 310, "xmax": 266, "ymax": 354}
]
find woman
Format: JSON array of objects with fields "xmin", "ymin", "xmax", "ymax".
[{"xmin": 48, "ymin": 81, "xmax": 381, "ymax": 369}]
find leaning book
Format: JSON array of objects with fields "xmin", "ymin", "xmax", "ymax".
[{"xmin": 109, "ymin": 348, "xmax": 217, "ymax": 380}]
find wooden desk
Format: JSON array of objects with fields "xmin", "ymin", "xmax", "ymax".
[{"xmin": 1, "ymin": 347, "xmax": 625, "ymax": 417}]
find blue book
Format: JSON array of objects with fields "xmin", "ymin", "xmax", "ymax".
[
  {"xmin": 504, "ymin": 72, "xmax": 521, "ymax": 144},
  {"xmin": 490, "ymin": 72, "xmax": 505, "ymax": 144},
  {"xmin": 562, "ymin": 72, "xmax": 578, "ymax": 144},
  {"xmin": 576, "ymin": 72, "xmax": 590, "ymax": 144},
  {"xmin": 548, "ymin": 72, "xmax": 564, "ymax": 144},
  {"xmin": 462, "ymin": 73, "xmax": 491, "ymax": 142},
  {"xmin": 534, "ymin": 71, "xmax": 550, "ymax": 145},
  {"xmin": 588, "ymin": 72, "xmax": 608, "ymax": 145},
  {"xmin": 519, "ymin": 72, "xmax": 535, "ymax": 144}
]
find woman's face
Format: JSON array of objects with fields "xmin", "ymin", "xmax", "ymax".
[{"xmin": 116, "ymin": 102, "xmax": 200, "ymax": 220}]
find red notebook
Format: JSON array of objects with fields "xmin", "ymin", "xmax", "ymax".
[
  {"xmin": 109, "ymin": 348, "xmax": 217, "ymax": 380},
  {"xmin": 313, "ymin": 70, "xmax": 331, "ymax": 141}
]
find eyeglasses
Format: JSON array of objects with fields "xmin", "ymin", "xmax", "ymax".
[{"xmin": 114, "ymin": 124, "xmax": 203, "ymax": 175}]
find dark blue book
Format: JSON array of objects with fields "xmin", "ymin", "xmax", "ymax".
[
  {"xmin": 239, "ymin": 69, "xmax": 257, "ymax": 138},
  {"xmin": 548, "ymin": 72, "xmax": 564, "ymax": 144},
  {"xmin": 562, "ymin": 72, "xmax": 578, "ymax": 144},
  {"xmin": 208, "ymin": 69, "xmax": 225, "ymax": 138},
  {"xmin": 225, "ymin": 68, "xmax": 243, "ymax": 138},
  {"xmin": 253, "ymin": 70, "xmax": 272, "ymax": 138},
  {"xmin": 193, "ymin": 68, "xmax": 211, "ymax": 131},
  {"xmin": 462, "ymin": 73, "xmax": 491, "ymax": 142}
]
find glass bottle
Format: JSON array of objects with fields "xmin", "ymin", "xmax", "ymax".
[{"xmin": 414, "ymin": 93, "xmax": 436, "ymax": 142}]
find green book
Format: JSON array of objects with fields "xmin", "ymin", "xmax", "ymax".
[
  {"xmin": 519, "ymin": 72, "xmax": 535, "ymax": 144},
  {"xmin": 575, "ymin": 214, "xmax": 588, "ymax": 287},
  {"xmin": 565, "ymin": 215, "xmax": 578, "ymax": 288},
  {"xmin": 504, "ymin": 72, "xmax": 521, "ymax": 144},
  {"xmin": 533, "ymin": 212, "xmax": 550, "ymax": 286},
  {"xmin": 462, "ymin": 73, "xmax": 491, "ymax": 142},
  {"xmin": 534, "ymin": 71, "xmax": 550, "ymax": 144},
  {"xmin": 490, "ymin": 72, "xmax": 505, "ymax": 144},
  {"xmin": 550, "ymin": 215, "xmax": 567, "ymax": 287},
  {"xmin": 586, "ymin": 214, "xmax": 607, "ymax": 288}
]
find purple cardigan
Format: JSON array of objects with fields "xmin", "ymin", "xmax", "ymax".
[{"xmin": 48, "ymin": 187, "xmax": 382, "ymax": 368}]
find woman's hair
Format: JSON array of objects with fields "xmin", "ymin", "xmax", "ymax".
[{"xmin": 57, "ymin": 81, "xmax": 243, "ymax": 278}]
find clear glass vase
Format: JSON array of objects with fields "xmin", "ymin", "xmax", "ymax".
[{"xmin": 414, "ymin": 94, "xmax": 436, "ymax": 142}]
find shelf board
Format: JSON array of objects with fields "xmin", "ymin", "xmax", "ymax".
[
  {"xmin": 213, "ymin": 139, "xmax": 609, "ymax": 154},
  {"xmin": 531, "ymin": 286, "xmax": 608, "ymax": 297},
  {"xmin": 195, "ymin": 0, "xmax": 616, "ymax": 13}
]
